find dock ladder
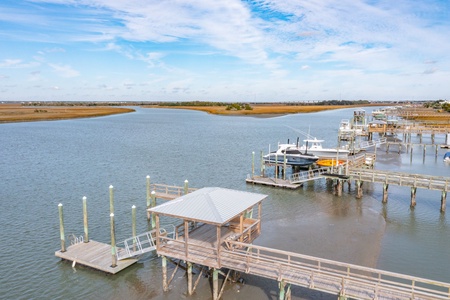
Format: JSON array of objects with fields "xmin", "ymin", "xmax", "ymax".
[
  {"xmin": 116, "ymin": 225, "xmax": 175, "ymax": 260},
  {"xmin": 290, "ymin": 167, "xmax": 331, "ymax": 184}
]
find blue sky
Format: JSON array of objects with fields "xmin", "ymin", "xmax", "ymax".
[{"xmin": 0, "ymin": 0, "xmax": 449, "ymax": 102}]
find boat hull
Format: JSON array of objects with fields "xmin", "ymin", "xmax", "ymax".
[{"xmin": 263, "ymin": 154, "xmax": 318, "ymax": 167}]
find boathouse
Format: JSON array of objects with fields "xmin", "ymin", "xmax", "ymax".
[{"xmin": 148, "ymin": 187, "xmax": 267, "ymax": 298}]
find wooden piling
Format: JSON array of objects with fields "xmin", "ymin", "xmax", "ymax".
[
  {"xmin": 252, "ymin": 151, "xmax": 255, "ymax": 178},
  {"xmin": 162, "ymin": 256, "xmax": 168, "ymax": 291},
  {"xmin": 212, "ymin": 268, "xmax": 219, "ymax": 300},
  {"xmin": 132, "ymin": 205, "xmax": 136, "ymax": 251},
  {"xmin": 187, "ymin": 262, "xmax": 193, "ymax": 295},
  {"xmin": 146, "ymin": 175, "xmax": 151, "ymax": 220},
  {"xmin": 260, "ymin": 150, "xmax": 265, "ymax": 177},
  {"xmin": 58, "ymin": 203, "xmax": 66, "ymax": 252},
  {"xmin": 279, "ymin": 280, "xmax": 286, "ymax": 300},
  {"xmin": 382, "ymin": 183, "xmax": 389, "ymax": 203},
  {"xmin": 109, "ymin": 185, "xmax": 114, "ymax": 214},
  {"xmin": 184, "ymin": 179, "xmax": 189, "ymax": 195},
  {"xmin": 410, "ymin": 146, "xmax": 413, "ymax": 163},
  {"xmin": 441, "ymin": 191, "xmax": 447, "ymax": 212},
  {"xmin": 151, "ymin": 191, "xmax": 156, "ymax": 228},
  {"xmin": 83, "ymin": 196, "xmax": 89, "ymax": 242},
  {"xmin": 356, "ymin": 180, "xmax": 363, "ymax": 199},
  {"xmin": 410, "ymin": 187, "xmax": 417, "ymax": 207},
  {"xmin": 110, "ymin": 213, "xmax": 117, "ymax": 268}
]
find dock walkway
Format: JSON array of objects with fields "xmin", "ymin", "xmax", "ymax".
[{"xmin": 349, "ymin": 168, "xmax": 450, "ymax": 192}]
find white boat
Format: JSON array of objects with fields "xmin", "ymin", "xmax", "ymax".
[
  {"xmin": 299, "ymin": 138, "xmax": 350, "ymax": 159},
  {"xmin": 263, "ymin": 143, "xmax": 319, "ymax": 167},
  {"xmin": 444, "ymin": 152, "xmax": 450, "ymax": 162}
]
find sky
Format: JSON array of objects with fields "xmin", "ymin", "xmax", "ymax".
[{"xmin": 0, "ymin": 0, "xmax": 449, "ymax": 102}]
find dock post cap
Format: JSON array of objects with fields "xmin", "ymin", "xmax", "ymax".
[
  {"xmin": 109, "ymin": 185, "xmax": 114, "ymax": 188},
  {"xmin": 132, "ymin": 205, "xmax": 136, "ymax": 208},
  {"xmin": 146, "ymin": 175, "xmax": 150, "ymax": 178},
  {"xmin": 110, "ymin": 213, "xmax": 114, "ymax": 217},
  {"xmin": 58, "ymin": 203, "xmax": 63, "ymax": 206},
  {"xmin": 151, "ymin": 190, "xmax": 156, "ymax": 194},
  {"xmin": 82, "ymin": 196, "xmax": 87, "ymax": 200},
  {"xmin": 184, "ymin": 179, "xmax": 188, "ymax": 183}
]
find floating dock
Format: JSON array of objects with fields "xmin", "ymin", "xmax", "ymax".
[
  {"xmin": 245, "ymin": 175, "xmax": 301, "ymax": 189},
  {"xmin": 55, "ymin": 240, "xmax": 138, "ymax": 274}
]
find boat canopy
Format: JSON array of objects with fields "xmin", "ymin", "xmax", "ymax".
[{"xmin": 444, "ymin": 152, "xmax": 450, "ymax": 159}]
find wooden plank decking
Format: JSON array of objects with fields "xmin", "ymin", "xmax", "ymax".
[
  {"xmin": 55, "ymin": 240, "xmax": 138, "ymax": 274},
  {"xmin": 245, "ymin": 175, "xmax": 301, "ymax": 189}
]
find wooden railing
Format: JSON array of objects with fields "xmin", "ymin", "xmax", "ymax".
[
  {"xmin": 220, "ymin": 241, "xmax": 450, "ymax": 300},
  {"xmin": 150, "ymin": 183, "xmax": 197, "ymax": 199},
  {"xmin": 348, "ymin": 169, "xmax": 450, "ymax": 191}
]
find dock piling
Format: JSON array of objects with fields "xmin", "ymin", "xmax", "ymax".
[
  {"xmin": 110, "ymin": 213, "xmax": 117, "ymax": 268},
  {"xmin": 58, "ymin": 203, "xmax": 66, "ymax": 252},
  {"xmin": 410, "ymin": 187, "xmax": 417, "ymax": 207},
  {"xmin": 184, "ymin": 179, "xmax": 189, "ymax": 195},
  {"xmin": 162, "ymin": 256, "xmax": 168, "ymax": 291},
  {"xmin": 146, "ymin": 175, "xmax": 151, "ymax": 220},
  {"xmin": 132, "ymin": 205, "xmax": 136, "ymax": 251},
  {"xmin": 382, "ymin": 183, "xmax": 389, "ymax": 203},
  {"xmin": 212, "ymin": 268, "xmax": 219, "ymax": 300},
  {"xmin": 83, "ymin": 196, "xmax": 89, "ymax": 243},
  {"xmin": 151, "ymin": 191, "xmax": 156, "ymax": 228},
  {"xmin": 109, "ymin": 185, "xmax": 114, "ymax": 214},
  {"xmin": 441, "ymin": 191, "xmax": 447, "ymax": 212}
]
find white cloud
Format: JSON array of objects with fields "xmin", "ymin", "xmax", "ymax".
[{"xmin": 48, "ymin": 63, "xmax": 80, "ymax": 78}]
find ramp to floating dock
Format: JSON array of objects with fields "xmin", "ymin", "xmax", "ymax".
[
  {"xmin": 55, "ymin": 240, "xmax": 138, "ymax": 274},
  {"xmin": 246, "ymin": 175, "xmax": 302, "ymax": 189}
]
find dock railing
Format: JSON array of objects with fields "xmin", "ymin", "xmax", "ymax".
[
  {"xmin": 150, "ymin": 183, "xmax": 197, "ymax": 199},
  {"xmin": 220, "ymin": 241, "xmax": 450, "ymax": 300}
]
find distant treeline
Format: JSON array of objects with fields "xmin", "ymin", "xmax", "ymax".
[
  {"xmin": 423, "ymin": 100, "xmax": 450, "ymax": 112},
  {"xmin": 22, "ymin": 100, "xmax": 371, "ymax": 107}
]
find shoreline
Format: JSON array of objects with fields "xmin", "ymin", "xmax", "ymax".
[{"xmin": 0, "ymin": 103, "xmax": 380, "ymax": 123}]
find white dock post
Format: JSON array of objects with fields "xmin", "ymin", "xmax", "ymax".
[
  {"xmin": 110, "ymin": 213, "xmax": 117, "ymax": 268},
  {"xmin": 58, "ymin": 203, "xmax": 66, "ymax": 252},
  {"xmin": 146, "ymin": 175, "xmax": 151, "ymax": 220},
  {"xmin": 184, "ymin": 179, "xmax": 189, "ymax": 195},
  {"xmin": 83, "ymin": 196, "xmax": 89, "ymax": 242},
  {"xmin": 109, "ymin": 185, "xmax": 114, "ymax": 214}
]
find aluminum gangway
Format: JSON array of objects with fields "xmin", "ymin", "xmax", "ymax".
[
  {"xmin": 116, "ymin": 225, "xmax": 175, "ymax": 260},
  {"xmin": 359, "ymin": 137, "xmax": 387, "ymax": 149},
  {"xmin": 289, "ymin": 167, "xmax": 331, "ymax": 184}
]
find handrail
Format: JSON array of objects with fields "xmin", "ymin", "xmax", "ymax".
[{"xmin": 222, "ymin": 240, "xmax": 450, "ymax": 299}]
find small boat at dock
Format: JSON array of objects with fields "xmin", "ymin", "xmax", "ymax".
[
  {"xmin": 316, "ymin": 159, "xmax": 345, "ymax": 167},
  {"xmin": 299, "ymin": 138, "xmax": 350, "ymax": 159},
  {"xmin": 263, "ymin": 143, "xmax": 319, "ymax": 167},
  {"xmin": 444, "ymin": 152, "xmax": 450, "ymax": 162}
]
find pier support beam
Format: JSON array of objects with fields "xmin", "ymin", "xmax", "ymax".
[
  {"xmin": 278, "ymin": 280, "xmax": 291, "ymax": 300},
  {"xmin": 382, "ymin": 183, "xmax": 389, "ymax": 203},
  {"xmin": 146, "ymin": 175, "xmax": 151, "ymax": 220},
  {"xmin": 187, "ymin": 262, "xmax": 193, "ymax": 295},
  {"xmin": 410, "ymin": 187, "xmax": 417, "ymax": 207},
  {"xmin": 162, "ymin": 256, "xmax": 168, "ymax": 292},
  {"xmin": 356, "ymin": 180, "xmax": 363, "ymax": 199},
  {"xmin": 151, "ymin": 191, "xmax": 156, "ymax": 228},
  {"xmin": 335, "ymin": 180, "xmax": 343, "ymax": 196},
  {"xmin": 212, "ymin": 268, "xmax": 219, "ymax": 300},
  {"xmin": 441, "ymin": 191, "xmax": 447, "ymax": 213}
]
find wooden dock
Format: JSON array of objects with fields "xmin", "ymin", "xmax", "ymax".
[
  {"xmin": 150, "ymin": 183, "xmax": 197, "ymax": 200},
  {"xmin": 245, "ymin": 175, "xmax": 302, "ymax": 189},
  {"xmin": 55, "ymin": 240, "xmax": 138, "ymax": 274}
]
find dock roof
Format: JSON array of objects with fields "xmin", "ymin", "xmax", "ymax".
[{"xmin": 148, "ymin": 187, "xmax": 267, "ymax": 225}]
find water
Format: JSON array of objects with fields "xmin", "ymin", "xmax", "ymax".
[{"xmin": 0, "ymin": 107, "xmax": 449, "ymax": 300}]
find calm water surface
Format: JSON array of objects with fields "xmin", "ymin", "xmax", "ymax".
[{"xmin": 0, "ymin": 107, "xmax": 449, "ymax": 299}]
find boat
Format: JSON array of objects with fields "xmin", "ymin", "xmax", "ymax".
[
  {"xmin": 263, "ymin": 143, "xmax": 319, "ymax": 167},
  {"xmin": 316, "ymin": 159, "xmax": 345, "ymax": 167},
  {"xmin": 299, "ymin": 138, "xmax": 350, "ymax": 159},
  {"xmin": 444, "ymin": 152, "xmax": 450, "ymax": 162}
]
